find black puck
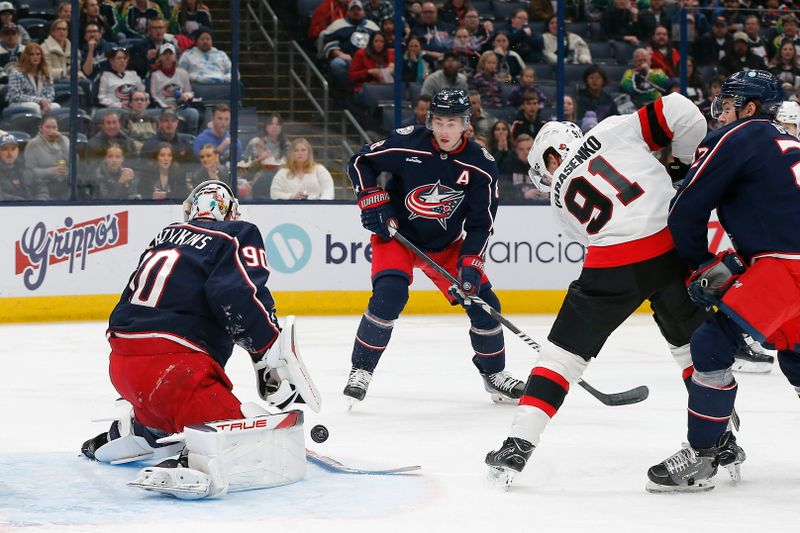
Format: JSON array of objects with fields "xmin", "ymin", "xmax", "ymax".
[{"xmin": 310, "ymin": 424, "xmax": 329, "ymax": 443}]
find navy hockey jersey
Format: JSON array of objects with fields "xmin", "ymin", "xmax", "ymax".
[
  {"xmin": 108, "ymin": 219, "xmax": 280, "ymax": 367},
  {"xmin": 669, "ymin": 116, "xmax": 800, "ymax": 267},
  {"xmin": 348, "ymin": 125, "xmax": 499, "ymax": 257}
]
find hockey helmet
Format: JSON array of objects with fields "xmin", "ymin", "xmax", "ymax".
[
  {"xmin": 527, "ymin": 121, "xmax": 584, "ymax": 191},
  {"xmin": 776, "ymin": 100, "xmax": 800, "ymax": 137},
  {"xmin": 183, "ymin": 180, "xmax": 240, "ymax": 222},
  {"xmin": 711, "ymin": 70, "xmax": 782, "ymax": 119},
  {"xmin": 427, "ymin": 88, "xmax": 471, "ymax": 130}
]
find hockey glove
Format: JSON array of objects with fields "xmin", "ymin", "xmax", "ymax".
[
  {"xmin": 357, "ymin": 186, "xmax": 397, "ymax": 240},
  {"xmin": 687, "ymin": 251, "xmax": 746, "ymax": 308},
  {"xmin": 250, "ymin": 351, "xmax": 299, "ymax": 410},
  {"xmin": 449, "ymin": 255, "xmax": 484, "ymax": 306},
  {"xmin": 667, "ymin": 160, "xmax": 690, "ymax": 189}
]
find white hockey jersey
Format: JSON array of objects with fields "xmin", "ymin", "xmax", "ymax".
[{"xmin": 549, "ymin": 93, "xmax": 706, "ymax": 268}]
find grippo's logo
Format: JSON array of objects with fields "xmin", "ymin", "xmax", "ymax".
[
  {"xmin": 404, "ymin": 180, "xmax": 465, "ymax": 229},
  {"xmin": 15, "ymin": 212, "xmax": 129, "ymax": 290}
]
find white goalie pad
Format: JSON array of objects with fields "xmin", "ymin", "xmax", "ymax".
[
  {"xmin": 256, "ymin": 315, "xmax": 322, "ymax": 413},
  {"xmin": 91, "ymin": 399, "xmax": 183, "ymax": 464},
  {"xmin": 129, "ymin": 409, "xmax": 306, "ymax": 499}
]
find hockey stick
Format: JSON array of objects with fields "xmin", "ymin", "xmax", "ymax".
[
  {"xmin": 388, "ymin": 226, "xmax": 649, "ymax": 407},
  {"xmin": 306, "ymin": 449, "xmax": 421, "ymax": 475}
]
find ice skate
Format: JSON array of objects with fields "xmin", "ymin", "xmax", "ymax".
[
  {"xmin": 473, "ymin": 356, "xmax": 524, "ymax": 403},
  {"xmin": 716, "ymin": 431, "xmax": 746, "ymax": 483},
  {"xmin": 343, "ymin": 367, "xmax": 373, "ymax": 411},
  {"xmin": 485, "ymin": 437, "xmax": 534, "ymax": 490},
  {"xmin": 128, "ymin": 450, "xmax": 212, "ymax": 500},
  {"xmin": 81, "ymin": 431, "xmax": 109, "ymax": 461},
  {"xmin": 732, "ymin": 338, "xmax": 774, "ymax": 373}
]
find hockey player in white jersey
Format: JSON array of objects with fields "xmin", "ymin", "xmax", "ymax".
[{"xmin": 485, "ymin": 93, "xmax": 745, "ymax": 487}]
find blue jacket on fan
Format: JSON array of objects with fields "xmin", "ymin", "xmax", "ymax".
[
  {"xmin": 108, "ymin": 219, "xmax": 280, "ymax": 366},
  {"xmin": 669, "ymin": 115, "xmax": 800, "ymax": 267},
  {"xmin": 347, "ymin": 125, "xmax": 499, "ymax": 257}
]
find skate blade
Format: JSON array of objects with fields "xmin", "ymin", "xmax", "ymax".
[
  {"xmin": 490, "ymin": 394, "xmax": 519, "ymax": 405},
  {"xmin": 725, "ymin": 462, "xmax": 742, "ymax": 483},
  {"xmin": 487, "ymin": 466, "xmax": 516, "ymax": 491},
  {"xmin": 732, "ymin": 360, "xmax": 773, "ymax": 373},
  {"xmin": 645, "ymin": 479, "xmax": 715, "ymax": 493},
  {"xmin": 346, "ymin": 397, "xmax": 359, "ymax": 412}
]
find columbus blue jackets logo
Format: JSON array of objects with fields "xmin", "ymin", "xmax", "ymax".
[{"xmin": 404, "ymin": 180, "xmax": 465, "ymax": 229}]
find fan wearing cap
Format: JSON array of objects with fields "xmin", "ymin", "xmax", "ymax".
[
  {"xmin": 130, "ymin": 16, "xmax": 178, "ymax": 77},
  {"xmin": 720, "ymin": 31, "xmax": 767, "ymax": 76},
  {"xmin": 772, "ymin": 14, "xmax": 800, "ymax": 55},
  {"xmin": 0, "ymin": 22, "xmax": 24, "ymax": 72},
  {"xmin": 317, "ymin": 0, "xmax": 380, "ymax": 85},
  {"xmin": 693, "ymin": 16, "xmax": 734, "ymax": 66},
  {"xmin": 149, "ymin": 41, "xmax": 199, "ymax": 133},
  {"xmin": 0, "ymin": 133, "xmax": 47, "ymax": 201},
  {"xmin": 178, "ymin": 27, "xmax": 231, "ymax": 84},
  {"xmin": 0, "ymin": 2, "xmax": 31, "ymax": 45}
]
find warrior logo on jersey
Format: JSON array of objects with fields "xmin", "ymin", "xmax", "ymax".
[{"xmin": 404, "ymin": 180, "xmax": 465, "ymax": 229}]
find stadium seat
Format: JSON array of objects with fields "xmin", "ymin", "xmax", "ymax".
[
  {"xmin": 2, "ymin": 113, "xmax": 41, "ymax": 137},
  {"xmin": 602, "ymin": 64, "xmax": 631, "ymax": 85},
  {"xmin": 562, "ymin": 63, "xmax": 589, "ymax": 86},
  {"xmin": 19, "ymin": 0, "xmax": 57, "ymax": 19},
  {"xmin": 611, "ymin": 40, "xmax": 636, "ymax": 65},
  {"xmin": 6, "ymin": 130, "xmax": 31, "ymax": 150},
  {"xmin": 471, "ymin": 1, "xmax": 491, "ymax": 16},
  {"xmin": 588, "ymin": 41, "xmax": 615, "ymax": 63},
  {"xmin": 407, "ymin": 82, "xmax": 421, "ymax": 104},
  {"xmin": 588, "ymin": 22, "xmax": 606, "ymax": 41},
  {"xmin": 530, "ymin": 62, "xmax": 554, "ymax": 82},
  {"xmin": 381, "ymin": 106, "xmax": 413, "ymax": 134},
  {"xmin": 192, "ymin": 82, "xmax": 233, "ymax": 104},
  {"xmin": 492, "ymin": 1, "xmax": 528, "ymax": 22},
  {"xmin": 55, "ymin": 108, "xmax": 92, "ymax": 136},
  {"xmin": 18, "ymin": 18, "xmax": 49, "ymax": 43},
  {"xmin": 490, "ymin": 106, "xmax": 518, "ymax": 124},
  {"xmin": 566, "ymin": 22, "xmax": 589, "ymax": 39},
  {"xmin": 361, "ymin": 83, "xmax": 396, "ymax": 115},
  {"xmin": 298, "ymin": 0, "xmax": 323, "ymax": 18}
]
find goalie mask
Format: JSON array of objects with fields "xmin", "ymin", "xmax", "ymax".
[
  {"xmin": 183, "ymin": 180, "xmax": 240, "ymax": 222},
  {"xmin": 776, "ymin": 100, "xmax": 800, "ymax": 138},
  {"xmin": 527, "ymin": 121, "xmax": 583, "ymax": 191}
]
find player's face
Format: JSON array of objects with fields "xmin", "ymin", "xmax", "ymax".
[
  {"xmin": 431, "ymin": 115, "xmax": 465, "ymax": 151},
  {"xmin": 545, "ymin": 151, "xmax": 561, "ymax": 174},
  {"xmin": 715, "ymin": 98, "xmax": 739, "ymax": 126},
  {"xmin": 781, "ymin": 122, "xmax": 799, "ymax": 137}
]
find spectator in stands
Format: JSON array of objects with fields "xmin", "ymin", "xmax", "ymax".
[
  {"xmin": 419, "ymin": 51, "xmax": 467, "ymax": 98},
  {"xmin": 468, "ymin": 90, "xmax": 497, "ymax": 139},
  {"xmin": 773, "ymin": 14, "xmax": 800, "ymax": 57},
  {"xmin": 88, "ymin": 110, "xmax": 138, "ymax": 159},
  {"xmin": 649, "ymin": 25, "xmax": 679, "ymax": 78},
  {"xmin": 743, "ymin": 14, "xmax": 773, "ymax": 63},
  {"xmin": 761, "ymin": 0, "xmax": 783, "ymax": 30},
  {"xmin": 542, "ymin": 15, "xmax": 591, "ymax": 66},
  {"xmin": 620, "ymin": 48, "xmax": 670, "ymax": 108},
  {"xmin": 270, "ymin": 138, "xmax": 335, "ymax": 200},
  {"xmin": 492, "ymin": 31, "xmax": 525, "ymax": 82},
  {"xmin": 57, "ymin": 2, "xmax": 72, "ymax": 25},
  {"xmin": 511, "ymin": 91, "xmax": 544, "ymax": 141},
  {"xmin": 529, "ymin": 0, "xmax": 554, "ymax": 23},
  {"xmin": 189, "ymin": 142, "xmax": 229, "ymax": 185},
  {"xmin": 318, "ymin": 1, "xmax": 379, "ymax": 85},
  {"xmin": 438, "ymin": 0, "xmax": 468, "ymax": 28},
  {"xmin": 0, "ymin": 134, "xmax": 47, "ymax": 201},
  {"xmin": 97, "ymin": 47, "xmax": 144, "ymax": 108},
  {"xmin": 684, "ymin": 55, "xmax": 708, "ymax": 109},
  {"xmin": 601, "ymin": 0, "xmax": 645, "ymax": 47},
  {"xmin": 721, "ymin": 31, "xmax": 767, "ymax": 76},
  {"xmin": 83, "ymin": 144, "xmax": 137, "ymax": 199},
  {"xmin": 24, "ymin": 114, "xmax": 70, "ymax": 200},
  {"xmin": 769, "ymin": 39, "xmax": 800, "ymax": 94},
  {"xmin": 170, "ymin": 0, "xmax": 212, "ymax": 38},
  {"xmin": 402, "ymin": 94, "xmax": 430, "ymax": 127},
  {"xmin": 80, "ymin": 0, "xmax": 120, "ymax": 46},
  {"xmin": 193, "ymin": 103, "xmax": 241, "ymax": 164},
  {"xmin": 487, "ymin": 119, "xmax": 513, "ymax": 171},
  {"xmin": 179, "ymin": 27, "xmax": 232, "ymax": 84},
  {"xmin": 0, "ymin": 3, "xmax": 30, "ymax": 45},
  {"xmin": 411, "ymin": 1, "xmax": 454, "ymax": 54},
  {"xmin": 469, "ymin": 51, "xmax": 504, "ymax": 109},
  {"xmin": 363, "ymin": 0, "xmax": 393, "ymax": 26},
  {"xmin": 122, "ymin": 0, "xmax": 165, "ymax": 40},
  {"xmin": 693, "ymin": 16, "xmax": 732, "ymax": 66},
  {"xmin": 42, "ymin": 19, "xmax": 71, "ymax": 82},
  {"xmin": 704, "ymin": 75, "xmax": 725, "ymax": 130},
  {"xmin": 402, "ymin": 34, "xmax": 434, "ymax": 83},
  {"xmin": 6, "ymin": 44, "xmax": 60, "ymax": 118},
  {"xmin": 507, "ymin": 8, "xmax": 544, "ymax": 63},
  {"xmin": 131, "ymin": 17, "xmax": 179, "ymax": 77},
  {"xmin": 577, "ymin": 64, "xmax": 619, "ymax": 123},
  {"xmin": 715, "ymin": 0, "xmax": 745, "ymax": 33},
  {"xmin": 122, "ymin": 90, "xmax": 158, "ymax": 147},
  {"xmin": 349, "ymin": 31, "xmax": 395, "ymax": 97},
  {"xmin": 149, "ymin": 43, "xmax": 199, "ymax": 134},
  {"xmin": 499, "ymin": 133, "xmax": 543, "ymax": 201},
  {"xmin": 308, "ymin": 0, "xmax": 348, "ymax": 42},
  {"xmin": 139, "ymin": 142, "xmax": 185, "ymax": 199},
  {"xmin": 80, "ymin": 22, "xmax": 113, "ymax": 80},
  {"xmin": 561, "ymin": 95, "xmax": 577, "ymax": 122},
  {"xmin": 462, "ymin": 7, "xmax": 493, "ymax": 51},
  {"xmin": 140, "ymin": 108, "xmax": 194, "ymax": 164},
  {"xmin": 506, "ymin": 66, "xmax": 547, "ymax": 108},
  {"xmin": 452, "ymin": 27, "xmax": 481, "ymax": 75},
  {"xmin": 244, "ymin": 113, "xmax": 288, "ymax": 198},
  {"xmin": 639, "ymin": 0, "xmax": 674, "ymax": 40},
  {"xmin": 0, "ymin": 23, "xmax": 24, "ymax": 75},
  {"xmin": 380, "ymin": 16, "xmax": 402, "ymax": 48}
]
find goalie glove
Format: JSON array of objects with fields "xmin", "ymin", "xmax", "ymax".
[
  {"xmin": 687, "ymin": 251, "xmax": 746, "ymax": 308},
  {"xmin": 251, "ymin": 351, "xmax": 299, "ymax": 410}
]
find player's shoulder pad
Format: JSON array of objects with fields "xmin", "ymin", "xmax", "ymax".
[
  {"xmin": 367, "ymin": 125, "xmax": 427, "ymax": 152},
  {"xmin": 191, "ymin": 219, "xmax": 261, "ymax": 240},
  {"xmin": 481, "ymin": 146, "xmax": 495, "ymax": 161}
]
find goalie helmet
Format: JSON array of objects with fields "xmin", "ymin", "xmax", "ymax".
[
  {"xmin": 527, "ymin": 121, "xmax": 583, "ymax": 191},
  {"xmin": 183, "ymin": 180, "xmax": 240, "ymax": 222},
  {"xmin": 711, "ymin": 70, "xmax": 782, "ymax": 119},
  {"xmin": 427, "ymin": 88, "xmax": 471, "ymax": 130},
  {"xmin": 776, "ymin": 100, "xmax": 800, "ymax": 137}
]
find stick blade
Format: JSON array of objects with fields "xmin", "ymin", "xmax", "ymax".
[{"xmin": 578, "ymin": 380, "xmax": 649, "ymax": 406}]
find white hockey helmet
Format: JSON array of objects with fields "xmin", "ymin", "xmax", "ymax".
[
  {"xmin": 527, "ymin": 121, "xmax": 583, "ymax": 190},
  {"xmin": 776, "ymin": 100, "xmax": 800, "ymax": 137},
  {"xmin": 183, "ymin": 180, "xmax": 240, "ymax": 222}
]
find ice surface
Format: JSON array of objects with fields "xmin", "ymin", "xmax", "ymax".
[{"xmin": 1, "ymin": 315, "xmax": 798, "ymax": 532}]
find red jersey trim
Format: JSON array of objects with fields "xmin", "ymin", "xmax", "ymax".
[{"xmin": 583, "ymin": 226, "xmax": 675, "ymax": 268}]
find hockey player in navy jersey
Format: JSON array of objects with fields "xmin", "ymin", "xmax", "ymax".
[
  {"xmin": 80, "ymin": 180, "xmax": 320, "ymax": 498},
  {"xmin": 647, "ymin": 70, "xmax": 800, "ymax": 493},
  {"xmin": 344, "ymin": 88, "xmax": 525, "ymax": 407}
]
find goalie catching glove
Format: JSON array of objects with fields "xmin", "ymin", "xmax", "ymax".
[
  {"xmin": 357, "ymin": 186, "xmax": 397, "ymax": 240},
  {"xmin": 687, "ymin": 251, "xmax": 746, "ymax": 308}
]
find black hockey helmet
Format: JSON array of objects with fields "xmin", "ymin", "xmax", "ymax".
[
  {"xmin": 427, "ymin": 88, "xmax": 471, "ymax": 130},
  {"xmin": 712, "ymin": 70, "xmax": 782, "ymax": 119}
]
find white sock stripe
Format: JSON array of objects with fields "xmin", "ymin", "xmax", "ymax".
[
  {"xmin": 688, "ymin": 407, "xmax": 731, "ymax": 422},
  {"xmin": 355, "ymin": 336, "xmax": 386, "ymax": 351},
  {"xmin": 470, "ymin": 324, "xmax": 503, "ymax": 336},
  {"xmin": 364, "ymin": 311, "xmax": 395, "ymax": 329}
]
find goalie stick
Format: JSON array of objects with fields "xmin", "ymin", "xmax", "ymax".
[
  {"xmin": 306, "ymin": 449, "xmax": 421, "ymax": 475},
  {"xmin": 388, "ymin": 226, "xmax": 649, "ymax": 407}
]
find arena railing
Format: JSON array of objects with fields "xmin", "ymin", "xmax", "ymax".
[{"xmin": 289, "ymin": 40, "xmax": 330, "ymax": 166}]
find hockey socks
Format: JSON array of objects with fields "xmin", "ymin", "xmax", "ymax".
[
  {"xmin": 470, "ymin": 324, "xmax": 505, "ymax": 374},
  {"xmin": 687, "ymin": 370, "xmax": 738, "ymax": 449},
  {"xmin": 509, "ymin": 368, "xmax": 570, "ymax": 446},
  {"xmin": 351, "ymin": 311, "xmax": 394, "ymax": 372}
]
